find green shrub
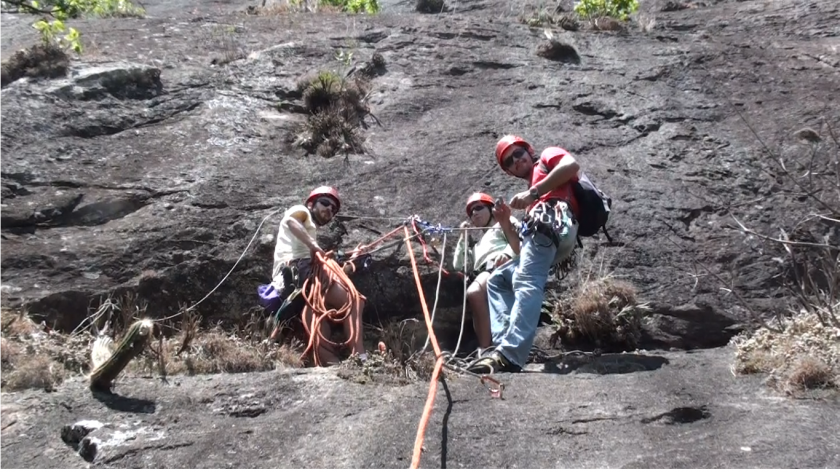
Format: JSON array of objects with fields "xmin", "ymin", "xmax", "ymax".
[
  {"xmin": 573, "ymin": 0, "xmax": 638, "ymax": 21},
  {"xmin": 5, "ymin": 0, "xmax": 145, "ymax": 54}
]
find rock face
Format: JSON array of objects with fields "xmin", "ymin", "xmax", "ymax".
[
  {"xmin": 1, "ymin": 0, "xmax": 839, "ymax": 467},
  {"xmin": 1, "ymin": 347, "xmax": 838, "ymax": 468},
  {"xmin": 3, "ymin": 0, "xmax": 839, "ymax": 347}
]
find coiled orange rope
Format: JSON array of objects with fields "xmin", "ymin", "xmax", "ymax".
[{"xmin": 299, "ymin": 252, "xmax": 365, "ymax": 367}]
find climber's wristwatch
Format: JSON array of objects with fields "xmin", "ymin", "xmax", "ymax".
[{"xmin": 529, "ymin": 187, "xmax": 540, "ymax": 201}]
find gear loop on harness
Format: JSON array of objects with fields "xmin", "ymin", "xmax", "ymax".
[
  {"xmin": 519, "ymin": 199, "xmax": 581, "ymax": 279},
  {"xmin": 521, "ymin": 200, "xmax": 567, "ymax": 247}
]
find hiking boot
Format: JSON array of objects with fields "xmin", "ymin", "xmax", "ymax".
[
  {"xmin": 475, "ymin": 346, "xmax": 495, "ymax": 359},
  {"xmin": 467, "ymin": 350, "xmax": 521, "ymax": 374}
]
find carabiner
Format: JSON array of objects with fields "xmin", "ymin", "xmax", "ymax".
[{"xmin": 480, "ymin": 375, "xmax": 505, "ymax": 400}]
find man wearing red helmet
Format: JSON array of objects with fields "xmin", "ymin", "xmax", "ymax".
[
  {"xmin": 453, "ymin": 192, "xmax": 520, "ymax": 350},
  {"xmin": 468, "ymin": 136, "xmax": 580, "ymax": 374},
  {"xmin": 271, "ymin": 186, "xmax": 367, "ymax": 365}
]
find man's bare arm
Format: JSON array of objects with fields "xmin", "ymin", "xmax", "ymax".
[
  {"xmin": 286, "ymin": 216, "xmax": 321, "ymax": 253},
  {"xmin": 533, "ymin": 154, "xmax": 580, "ymax": 196}
]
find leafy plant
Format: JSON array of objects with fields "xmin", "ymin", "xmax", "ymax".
[
  {"xmin": 319, "ymin": 0, "xmax": 379, "ymax": 14},
  {"xmin": 344, "ymin": 0, "xmax": 379, "ymax": 14},
  {"xmin": 33, "ymin": 18, "xmax": 82, "ymax": 53},
  {"xmin": 3, "ymin": 0, "xmax": 146, "ymax": 54},
  {"xmin": 573, "ymin": 0, "xmax": 638, "ymax": 21}
]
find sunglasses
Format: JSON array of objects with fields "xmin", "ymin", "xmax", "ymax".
[
  {"xmin": 469, "ymin": 204, "xmax": 490, "ymax": 216},
  {"xmin": 503, "ymin": 148, "xmax": 529, "ymax": 169},
  {"xmin": 317, "ymin": 198, "xmax": 338, "ymax": 212}
]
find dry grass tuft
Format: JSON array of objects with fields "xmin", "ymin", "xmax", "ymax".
[
  {"xmin": 635, "ymin": 14, "xmax": 657, "ymax": 33},
  {"xmin": 731, "ymin": 309, "xmax": 840, "ymax": 394},
  {"xmin": 199, "ymin": 24, "xmax": 248, "ymax": 66},
  {"xmin": 0, "ymin": 301, "xmax": 305, "ymax": 391},
  {"xmin": 2, "ymin": 311, "xmax": 38, "ymax": 339},
  {"xmin": 519, "ymin": 8, "xmax": 580, "ymax": 31},
  {"xmin": 1, "ymin": 310, "xmax": 77, "ymax": 391},
  {"xmin": 294, "ymin": 71, "xmax": 371, "ymax": 158},
  {"xmin": 335, "ymin": 318, "xmax": 446, "ymax": 384},
  {"xmin": 1, "ymin": 337, "xmax": 20, "ymax": 366},
  {"xmin": 367, "ymin": 318, "xmax": 424, "ymax": 364},
  {"xmin": 787, "ymin": 357, "xmax": 835, "ymax": 390},
  {"xmin": 550, "ymin": 277, "xmax": 649, "ymax": 351},
  {"xmin": 3, "ymin": 354, "xmax": 66, "ymax": 392},
  {"xmin": 248, "ymin": 0, "xmax": 343, "ymax": 15},
  {"xmin": 1, "ymin": 43, "xmax": 69, "ymax": 88},
  {"xmin": 135, "ymin": 327, "xmax": 305, "ymax": 377}
]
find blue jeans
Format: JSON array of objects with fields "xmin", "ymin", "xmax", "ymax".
[
  {"xmin": 487, "ymin": 232, "xmax": 556, "ymax": 368},
  {"xmin": 487, "ymin": 203, "xmax": 578, "ymax": 368}
]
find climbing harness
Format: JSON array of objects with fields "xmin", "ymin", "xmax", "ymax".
[
  {"xmin": 517, "ymin": 199, "xmax": 585, "ymax": 282},
  {"xmin": 520, "ymin": 200, "xmax": 573, "ymax": 246}
]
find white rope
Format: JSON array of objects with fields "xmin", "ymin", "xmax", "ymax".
[
  {"xmin": 451, "ymin": 229, "xmax": 470, "ymax": 358},
  {"xmin": 71, "ymin": 297, "xmax": 119, "ymax": 336},
  {"xmin": 419, "ymin": 232, "xmax": 447, "ymax": 354},
  {"xmin": 76, "ymin": 209, "xmax": 476, "ymax": 334},
  {"xmin": 155, "ymin": 206, "xmax": 284, "ymax": 323}
]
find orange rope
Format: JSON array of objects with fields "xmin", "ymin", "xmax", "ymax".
[
  {"xmin": 299, "ymin": 252, "xmax": 365, "ymax": 367},
  {"xmin": 346, "ymin": 225, "xmax": 406, "ymax": 264},
  {"xmin": 294, "ymin": 225, "xmax": 402, "ymax": 366},
  {"xmin": 405, "ymin": 226, "xmax": 445, "ymax": 469}
]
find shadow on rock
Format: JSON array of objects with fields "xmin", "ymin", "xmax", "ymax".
[
  {"xmin": 537, "ymin": 353, "xmax": 670, "ymax": 375},
  {"xmin": 91, "ymin": 389, "xmax": 156, "ymax": 414},
  {"xmin": 641, "ymin": 405, "xmax": 711, "ymax": 425}
]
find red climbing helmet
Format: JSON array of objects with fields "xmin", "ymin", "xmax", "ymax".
[
  {"xmin": 465, "ymin": 192, "xmax": 495, "ymax": 216},
  {"xmin": 306, "ymin": 186, "xmax": 341, "ymax": 213},
  {"xmin": 495, "ymin": 135, "xmax": 535, "ymax": 168}
]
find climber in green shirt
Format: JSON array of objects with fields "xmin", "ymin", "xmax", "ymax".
[{"xmin": 453, "ymin": 192, "xmax": 521, "ymax": 350}]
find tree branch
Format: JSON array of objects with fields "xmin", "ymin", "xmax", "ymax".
[
  {"xmin": 731, "ymin": 214, "xmax": 840, "ymax": 251},
  {"xmin": 2, "ymin": 0, "xmax": 56, "ymax": 15}
]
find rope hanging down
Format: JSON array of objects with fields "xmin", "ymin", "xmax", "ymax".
[{"xmin": 405, "ymin": 226, "xmax": 446, "ymax": 470}]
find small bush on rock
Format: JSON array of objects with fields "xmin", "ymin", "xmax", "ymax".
[
  {"xmin": 1, "ymin": 311, "xmax": 81, "ymax": 391},
  {"xmin": 295, "ymin": 71, "xmax": 371, "ymax": 158},
  {"xmin": 0, "ymin": 43, "xmax": 69, "ymax": 87},
  {"xmin": 336, "ymin": 318, "xmax": 446, "ymax": 385},
  {"xmin": 731, "ymin": 310, "xmax": 839, "ymax": 394},
  {"xmin": 574, "ymin": 0, "xmax": 639, "ymax": 21},
  {"xmin": 549, "ymin": 277, "xmax": 650, "ymax": 352},
  {"xmin": 356, "ymin": 52, "xmax": 387, "ymax": 78},
  {"xmin": 728, "ymin": 119, "xmax": 840, "ymax": 395}
]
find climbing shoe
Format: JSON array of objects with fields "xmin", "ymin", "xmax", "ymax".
[{"xmin": 467, "ymin": 350, "xmax": 520, "ymax": 374}]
